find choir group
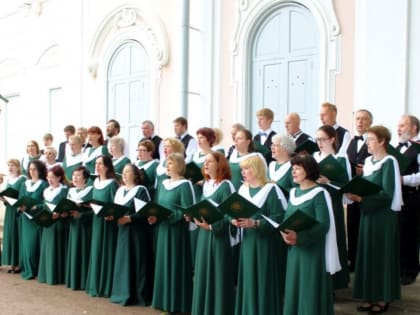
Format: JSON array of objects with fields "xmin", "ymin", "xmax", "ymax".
[{"xmin": 0, "ymin": 103, "xmax": 419, "ymax": 315}]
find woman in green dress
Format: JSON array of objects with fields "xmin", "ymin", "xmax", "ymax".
[
  {"xmin": 18, "ymin": 160, "xmax": 49, "ymax": 280},
  {"xmin": 85, "ymin": 155, "xmax": 119, "ymax": 297},
  {"xmin": 109, "ymin": 136, "xmax": 131, "ymax": 182},
  {"xmin": 135, "ymin": 140, "xmax": 159, "ymax": 199},
  {"xmin": 0, "ymin": 159, "xmax": 26, "ymax": 273},
  {"xmin": 82, "ymin": 126, "xmax": 109, "ymax": 175},
  {"xmin": 346, "ymin": 125, "xmax": 402, "ymax": 314},
  {"xmin": 37, "ymin": 165, "xmax": 69, "ymax": 284},
  {"xmin": 21, "ymin": 140, "xmax": 42, "ymax": 176},
  {"xmin": 191, "ymin": 151, "xmax": 235, "ymax": 315},
  {"xmin": 110, "ymin": 163, "xmax": 151, "ymax": 306},
  {"xmin": 189, "ymin": 127, "xmax": 216, "ymax": 266},
  {"xmin": 62, "ymin": 135, "xmax": 84, "ymax": 183},
  {"xmin": 313, "ymin": 125, "xmax": 351, "ymax": 290},
  {"xmin": 269, "ymin": 134, "xmax": 296, "ymax": 197},
  {"xmin": 65, "ymin": 166, "xmax": 93, "ymax": 290},
  {"xmin": 281, "ymin": 154, "xmax": 340, "ymax": 315},
  {"xmin": 43, "ymin": 146, "xmax": 61, "ymax": 171},
  {"xmin": 148, "ymin": 153, "xmax": 195, "ymax": 314},
  {"xmin": 233, "ymin": 155, "xmax": 288, "ymax": 315}
]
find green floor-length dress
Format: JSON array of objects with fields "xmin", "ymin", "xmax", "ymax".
[
  {"xmin": 191, "ymin": 179, "xmax": 236, "ymax": 315},
  {"xmin": 37, "ymin": 184, "xmax": 69, "ymax": 284},
  {"xmin": 234, "ymin": 183, "xmax": 287, "ymax": 315},
  {"xmin": 353, "ymin": 156, "xmax": 401, "ymax": 303},
  {"xmin": 152, "ymin": 179, "xmax": 195, "ymax": 314},
  {"xmin": 85, "ymin": 178, "xmax": 119, "ymax": 297},
  {"xmin": 1, "ymin": 175, "xmax": 26, "ymax": 267},
  {"xmin": 65, "ymin": 185, "xmax": 93, "ymax": 290},
  {"xmin": 19, "ymin": 179, "xmax": 49, "ymax": 280},
  {"xmin": 110, "ymin": 185, "xmax": 151, "ymax": 306}
]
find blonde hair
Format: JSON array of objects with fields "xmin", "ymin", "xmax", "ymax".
[
  {"xmin": 256, "ymin": 108, "xmax": 274, "ymax": 120},
  {"xmin": 240, "ymin": 155, "xmax": 269, "ymax": 186},
  {"xmin": 166, "ymin": 152, "xmax": 186, "ymax": 176},
  {"xmin": 7, "ymin": 158, "xmax": 21, "ymax": 175},
  {"xmin": 213, "ymin": 127, "xmax": 224, "ymax": 145},
  {"xmin": 164, "ymin": 137, "xmax": 185, "ymax": 155}
]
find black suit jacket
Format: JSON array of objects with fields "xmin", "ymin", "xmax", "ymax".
[
  {"xmin": 57, "ymin": 141, "xmax": 67, "ymax": 162},
  {"xmin": 346, "ymin": 137, "xmax": 370, "ymax": 177},
  {"xmin": 294, "ymin": 132, "xmax": 311, "ymax": 147},
  {"xmin": 253, "ymin": 130, "xmax": 276, "ymax": 163}
]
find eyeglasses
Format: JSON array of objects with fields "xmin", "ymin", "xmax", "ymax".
[{"xmin": 315, "ymin": 137, "xmax": 330, "ymax": 143}]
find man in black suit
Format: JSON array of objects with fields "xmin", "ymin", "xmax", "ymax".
[
  {"xmin": 140, "ymin": 120, "xmax": 163, "ymax": 160},
  {"xmin": 396, "ymin": 114, "xmax": 420, "ymax": 285},
  {"xmin": 76, "ymin": 127, "xmax": 91, "ymax": 152},
  {"xmin": 284, "ymin": 112, "xmax": 313, "ymax": 147},
  {"xmin": 173, "ymin": 116, "xmax": 197, "ymax": 163},
  {"xmin": 346, "ymin": 109, "xmax": 372, "ymax": 271},
  {"xmin": 57, "ymin": 125, "xmax": 75, "ymax": 162},
  {"xmin": 320, "ymin": 102, "xmax": 351, "ymax": 156},
  {"xmin": 253, "ymin": 108, "xmax": 276, "ymax": 163}
]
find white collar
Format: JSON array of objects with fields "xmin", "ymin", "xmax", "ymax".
[
  {"xmin": 203, "ymin": 179, "xmax": 235, "ymax": 198},
  {"xmin": 93, "ymin": 178, "xmax": 115, "ymax": 189},
  {"xmin": 25, "ymin": 179, "xmax": 44, "ymax": 192},
  {"xmin": 44, "ymin": 184, "xmax": 65, "ymax": 201},
  {"xmin": 268, "ymin": 161, "xmax": 291, "ymax": 182},
  {"xmin": 68, "ymin": 186, "xmax": 93, "ymax": 201}
]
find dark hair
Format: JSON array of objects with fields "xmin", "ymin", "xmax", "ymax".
[
  {"xmin": 64, "ymin": 125, "xmax": 76, "ymax": 134},
  {"xmin": 290, "ymin": 153, "xmax": 320, "ymax": 182},
  {"xmin": 317, "ymin": 125, "xmax": 338, "ymax": 152},
  {"xmin": 237, "ymin": 129, "xmax": 256, "ymax": 153},
  {"xmin": 123, "ymin": 163, "xmax": 144, "ymax": 186},
  {"xmin": 173, "ymin": 116, "xmax": 188, "ymax": 128},
  {"xmin": 73, "ymin": 165, "xmax": 90, "ymax": 182},
  {"xmin": 203, "ymin": 151, "xmax": 231, "ymax": 183},
  {"xmin": 28, "ymin": 160, "xmax": 47, "ymax": 181},
  {"xmin": 107, "ymin": 119, "xmax": 121, "ymax": 133},
  {"xmin": 48, "ymin": 165, "xmax": 66, "ymax": 185},
  {"xmin": 196, "ymin": 127, "xmax": 216, "ymax": 147},
  {"xmin": 87, "ymin": 126, "xmax": 105, "ymax": 145},
  {"xmin": 97, "ymin": 155, "xmax": 117, "ymax": 180}
]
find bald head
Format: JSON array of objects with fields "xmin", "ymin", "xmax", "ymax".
[{"xmin": 285, "ymin": 112, "xmax": 301, "ymax": 135}]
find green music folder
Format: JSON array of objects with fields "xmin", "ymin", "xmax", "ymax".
[
  {"xmin": 387, "ymin": 144, "xmax": 410, "ymax": 173},
  {"xmin": 23, "ymin": 208, "xmax": 56, "ymax": 228},
  {"xmin": 185, "ymin": 162, "xmax": 204, "ymax": 184},
  {"xmin": 186, "ymin": 199, "xmax": 224, "ymax": 224},
  {"xmin": 90, "ymin": 202, "xmax": 131, "ymax": 219},
  {"xmin": 318, "ymin": 154, "xmax": 349, "ymax": 184},
  {"xmin": 136, "ymin": 202, "xmax": 173, "ymax": 221},
  {"xmin": 278, "ymin": 209, "xmax": 318, "ymax": 232},
  {"xmin": 14, "ymin": 196, "xmax": 40, "ymax": 209},
  {"xmin": 0, "ymin": 187, "xmax": 19, "ymax": 199},
  {"xmin": 47, "ymin": 198, "xmax": 92, "ymax": 214},
  {"xmin": 218, "ymin": 192, "xmax": 261, "ymax": 219},
  {"xmin": 295, "ymin": 140, "xmax": 319, "ymax": 155},
  {"xmin": 340, "ymin": 176, "xmax": 382, "ymax": 196}
]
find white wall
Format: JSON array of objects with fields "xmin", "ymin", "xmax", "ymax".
[{"xmin": 354, "ymin": 0, "xmax": 418, "ymax": 143}]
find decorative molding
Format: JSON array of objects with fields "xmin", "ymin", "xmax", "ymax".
[{"xmin": 88, "ymin": 4, "xmax": 169, "ymax": 78}]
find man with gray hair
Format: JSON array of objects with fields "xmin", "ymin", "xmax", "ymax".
[
  {"xmin": 140, "ymin": 120, "xmax": 163, "ymax": 160},
  {"xmin": 396, "ymin": 114, "xmax": 420, "ymax": 285}
]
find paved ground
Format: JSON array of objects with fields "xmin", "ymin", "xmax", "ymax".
[{"xmin": 0, "ymin": 267, "xmax": 419, "ymax": 315}]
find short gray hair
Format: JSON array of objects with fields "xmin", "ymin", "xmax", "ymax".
[
  {"xmin": 271, "ymin": 134, "xmax": 296, "ymax": 156},
  {"xmin": 109, "ymin": 136, "xmax": 125, "ymax": 152}
]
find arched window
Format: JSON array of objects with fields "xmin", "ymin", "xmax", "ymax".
[{"xmin": 107, "ymin": 41, "xmax": 149, "ymax": 159}]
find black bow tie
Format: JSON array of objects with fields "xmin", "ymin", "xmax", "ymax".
[
  {"xmin": 399, "ymin": 142, "xmax": 409, "ymax": 148},
  {"xmin": 354, "ymin": 135, "xmax": 364, "ymax": 141}
]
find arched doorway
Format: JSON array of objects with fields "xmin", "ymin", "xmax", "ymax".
[
  {"xmin": 250, "ymin": 4, "xmax": 320, "ymax": 136},
  {"xmin": 107, "ymin": 41, "xmax": 150, "ymax": 159}
]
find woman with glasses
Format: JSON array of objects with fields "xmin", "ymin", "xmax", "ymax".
[{"xmin": 346, "ymin": 126, "xmax": 402, "ymax": 314}]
